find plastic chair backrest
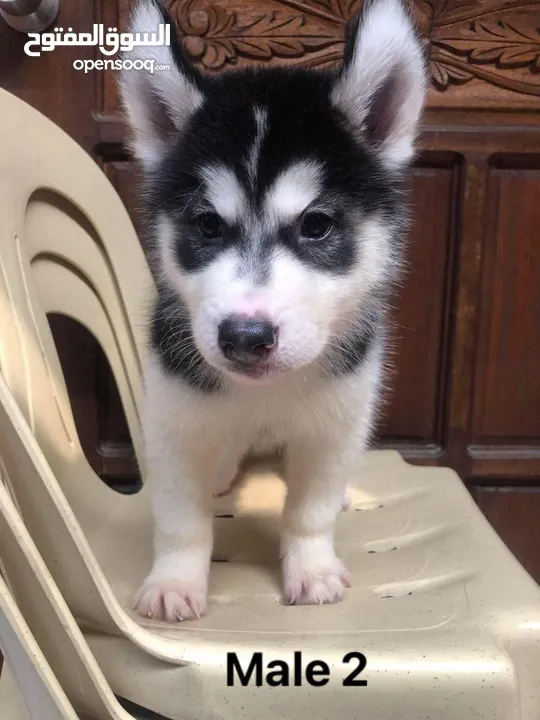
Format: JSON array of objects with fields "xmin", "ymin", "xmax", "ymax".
[
  {"xmin": 0, "ymin": 572, "xmax": 78, "ymax": 720},
  {"xmin": 0, "ymin": 470, "xmax": 139, "ymax": 719},
  {"xmin": 0, "ymin": 89, "xmax": 185, "ymax": 663}
]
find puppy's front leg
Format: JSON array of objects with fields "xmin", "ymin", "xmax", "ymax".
[
  {"xmin": 134, "ymin": 427, "xmax": 215, "ymax": 622},
  {"xmin": 132, "ymin": 354, "xmax": 242, "ymax": 622},
  {"xmin": 282, "ymin": 436, "xmax": 362, "ymax": 605}
]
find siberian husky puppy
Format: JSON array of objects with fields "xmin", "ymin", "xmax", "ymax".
[{"xmin": 120, "ymin": 0, "xmax": 426, "ymax": 621}]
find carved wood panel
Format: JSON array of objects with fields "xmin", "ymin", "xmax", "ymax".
[
  {"xmin": 107, "ymin": 0, "xmax": 540, "ymax": 119},
  {"xmin": 422, "ymin": 0, "xmax": 540, "ymax": 101}
]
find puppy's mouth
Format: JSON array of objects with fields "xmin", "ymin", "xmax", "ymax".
[{"xmin": 226, "ymin": 360, "xmax": 282, "ymax": 383}]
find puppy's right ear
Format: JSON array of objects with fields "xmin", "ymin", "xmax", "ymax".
[
  {"xmin": 332, "ymin": 0, "xmax": 426, "ymax": 172},
  {"xmin": 119, "ymin": 0, "xmax": 204, "ymax": 172}
]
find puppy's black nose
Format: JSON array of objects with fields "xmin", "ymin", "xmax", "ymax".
[{"xmin": 218, "ymin": 316, "xmax": 277, "ymax": 364}]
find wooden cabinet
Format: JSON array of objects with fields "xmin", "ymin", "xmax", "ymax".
[{"xmin": 1, "ymin": 0, "xmax": 539, "ymax": 578}]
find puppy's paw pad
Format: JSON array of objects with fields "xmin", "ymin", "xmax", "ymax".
[
  {"xmin": 133, "ymin": 580, "xmax": 207, "ymax": 622},
  {"xmin": 284, "ymin": 562, "xmax": 351, "ymax": 606}
]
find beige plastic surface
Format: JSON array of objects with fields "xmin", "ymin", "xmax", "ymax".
[
  {"xmin": 0, "ymin": 474, "xmax": 138, "ymax": 720},
  {"xmin": 0, "ymin": 572, "xmax": 77, "ymax": 720},
  {"xmin": 0, "ymin": 89, "xmax": 540, "ymax": 719},
  {"xmin": 0, "ymin": 663, "xmax": 31, "ymax": 720}
]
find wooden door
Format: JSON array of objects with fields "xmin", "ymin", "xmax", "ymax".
[{"xmin": 1, "ymin": 0, "xmax": 539, "ymax": 580}]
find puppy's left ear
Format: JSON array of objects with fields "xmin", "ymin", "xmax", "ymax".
[
  {"xmin": 332, "ymin": 0, "xmax": 426, "ymax": 171},
  {"xmin": 118, "ymin": 0, "xmax": 205, "ymax": 172}
]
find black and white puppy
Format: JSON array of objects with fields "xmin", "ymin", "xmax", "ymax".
[{"xmin": 120, "ymin": 0, "xmax": 426, "ymax": 621}]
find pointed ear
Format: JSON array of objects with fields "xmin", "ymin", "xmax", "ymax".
[
  {"xmin": 332, "ymin": 0, "xmax": 426, "ymax": 171},
  {"xmin": 118, "ymin": 0, "xmax": 204, "ymax": 172}
]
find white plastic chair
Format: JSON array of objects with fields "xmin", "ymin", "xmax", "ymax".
[{"xmin": 1, "ymin": 88, "xmax": 540, "ymax": 720}]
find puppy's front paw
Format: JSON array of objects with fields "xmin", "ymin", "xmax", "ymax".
[
  {"xmin": 133, "ymin": 579, "xmax": 207, "ymax": 622},
  {"xmin": 283, "ymin": 555, "xmax": 351, "ymax": 606}
]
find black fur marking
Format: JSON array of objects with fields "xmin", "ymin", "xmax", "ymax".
[
  {"xmin": 151, "ymin": 288, "xmax": 221, "ymax": 393},
  {"xmin": 339, "ymin": 9, "xmax": 362, "ymax": 79},
  {"xmin": 322, "ymin": 308, "xmax": 381, "ymax": 377},
  {"xmin": 278, "ymin": 209, "xmax": 358, "ymax": 275},
  {"xmin": 145, "ymin": 65, "xmax": 402, "ymax": 278}
]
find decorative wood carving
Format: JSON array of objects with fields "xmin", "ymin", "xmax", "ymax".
[
  {"xmin": 169, "ymin": 0, "xmax": 354, "ymax": 69},
  {"xmin": 165, "ymin": 0, "xmax": 540, "ymax": 98},
  {"xmin": 425, "ymin": 0, "xmax": 540, "ymax": 96}
]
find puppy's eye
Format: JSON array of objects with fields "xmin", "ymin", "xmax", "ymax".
[
  {"xmin": 197, "ymin": 212, "xmax": 223, "ymax": 240},
  {"xmin": 300, "ymin": 212, "xmax": 333, "ymax": 240}
]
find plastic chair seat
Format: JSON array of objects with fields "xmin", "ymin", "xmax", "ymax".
[{"xmin": 85, "ymin": 452, "xmax": 540, "ymax": 720}]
